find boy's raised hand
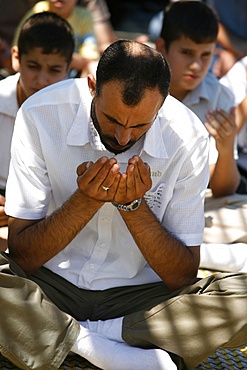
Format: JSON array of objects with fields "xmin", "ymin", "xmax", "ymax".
[{"xmin": 205, "ymin": 107, "xmax": 237, "ymax": 153}]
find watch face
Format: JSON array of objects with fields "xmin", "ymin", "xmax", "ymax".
[
  {"xmin": 132, "ymin": 201, "xmax": 139, "ymax": 210},
  {"xmin": 129, "ymin": 198, "xmax": 141, "ymax": 211}
]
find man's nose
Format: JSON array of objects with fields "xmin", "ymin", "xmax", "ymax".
[{"xmin": 115, "ymin": 126, "xmax": 132, "ymax": 146}]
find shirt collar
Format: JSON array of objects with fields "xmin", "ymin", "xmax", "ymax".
[
  {"xmin": 67, "ymin": 93, "xmax": 92, "ymax": 146},
  {"xmin": 141, "ymin": 114, "xmax": 168, "ymax": 158},
  {"xmin": 182, "ymin": 74, "xmax": 210, "ymax": 105}
]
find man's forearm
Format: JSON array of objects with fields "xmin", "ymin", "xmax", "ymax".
[
  {"xmin": 210, "ymin": 156, "xmax": 241, "ymax": 197},
  {"xmin": 8, "ymin": 189, "xmax": 103, "ymax": 275},
  {"xmin": 120, "ymin": 199, "xmax": 200, "ymax": 291}
]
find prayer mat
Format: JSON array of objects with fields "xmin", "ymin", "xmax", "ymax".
[{"xmin": 1, "ymin": 347, "xmax": 247, "ymax": 369}]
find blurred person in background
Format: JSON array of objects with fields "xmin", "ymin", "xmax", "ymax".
[
  {"xmin": 0, "ymin": 11, "xmax": 74, "ymax": 251},
  {"xmin": 105, "ymin": 0, "xmax": 170, "ymax": 44},
  {"xmin": 0, "ymin": 0, "xmax": 39, "ymax": 79},
  {"xmin": 12, "ymin": 0, "xmax": 100, "ymax": 77},
  {"xmin": 77, "ymin": 0, "xmax": 116, "ymax": 53},
  {"xmin": 203, "ymin": 0, "xmax": 247, "ymax": 78}
]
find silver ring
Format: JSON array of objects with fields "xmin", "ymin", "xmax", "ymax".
[{"xmin": 102, "ymin": 185, "xmax": 110, "ymax": 191}]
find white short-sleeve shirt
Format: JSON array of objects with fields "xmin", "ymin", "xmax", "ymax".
[
  {"xmin": 220, "ymin": 56, "xmax": 247, "ymax": 149},
  {"xmin": 183, "ymin": 72, "xmax": 237, "ymax": 164},
  {"xmin": 6, "ymin": 78, "xmax": 209, "ymax": 290},
  {"xmin": 0, "ymin": 73, "xmax": 19, "ymax": 190},
  {"xmin": 220, "ymin": 56, "xmax": 247, "ymax": 106}
]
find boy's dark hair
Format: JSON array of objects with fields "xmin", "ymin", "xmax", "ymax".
[
  {"xmin": 160, "ymin": 1, "xmax": 218, "ymax": 51},
  {"xmin": 18, "ymin": 12, "xmax": 75, "ymax": 64},
  {"xmin": 96, "ymin": 39, "xmax": 170, "ymax": 106}
]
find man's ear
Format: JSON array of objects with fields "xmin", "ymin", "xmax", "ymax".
[
  {"xmin": 87, "ymin": 74, "xmax": 96, "ymax": 97},
  {"xmin": 11, "ymin": 46, "xmax": 20, "ymax": 72},
  {"xmin": 156, "ymin": 37, "xmax": 166, "ymax": 56}
]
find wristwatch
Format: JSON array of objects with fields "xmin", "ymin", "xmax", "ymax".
[{"xmin": 111, "ymin": 198, "xmax": 142, "ymax": 211}]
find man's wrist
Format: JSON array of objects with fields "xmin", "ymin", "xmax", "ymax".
[{"xmin": 111, "ymin": 198, "xmax": 142, "ymax": 212}]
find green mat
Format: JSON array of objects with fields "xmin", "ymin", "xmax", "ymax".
[{"xmin": 0, "ymin": 346, "xmax": 246, "ymax": 370}]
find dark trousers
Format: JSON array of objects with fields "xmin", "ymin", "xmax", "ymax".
[{"xmin": 0, "ymin": 252, "xmax": 247, "ymax": 369}]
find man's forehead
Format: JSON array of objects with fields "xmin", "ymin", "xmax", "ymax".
[{"xmin": 96, "ymin": 86, "xmax": 164, "ymax": 127}]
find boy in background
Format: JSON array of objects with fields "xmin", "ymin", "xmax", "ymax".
[
  {"xmin": 156, "ymin": 1, "xmax": 247, "ymax": 273},
  {"xmin": 156, "ymin": 0, "xmax": 240, "ymax": 198},
  {"xmin": 0, "ymin": 11, "xmax": 74, "ymax": 250}
]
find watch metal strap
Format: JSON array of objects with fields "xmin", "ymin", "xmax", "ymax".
[{"xmin": 111, "ymin": 198, "xmax": 142, "ymax": 211}]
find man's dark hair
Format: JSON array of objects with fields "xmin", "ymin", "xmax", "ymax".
[
  {"xmin": 95, "ymin": 39, "xmax": 170, "ymax": 106},
  {"xmin": 18, "ymin": 11, "xmax": 75, "ymax": 65},
  {"xmin": 160, "ymin": 1, "xmax": 218, "ymax": 51}
]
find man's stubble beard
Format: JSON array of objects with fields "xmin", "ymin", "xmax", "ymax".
[{"xmin": 90, "ymin": 97, "xmax": 137, "ymax": 155}]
